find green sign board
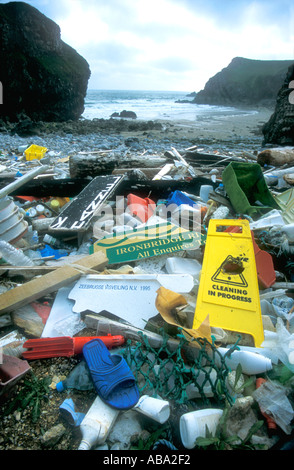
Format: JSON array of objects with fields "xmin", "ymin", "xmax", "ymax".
[{"xmin": 90, "ymin": 223, "xmax": 203, "ymax": 264}]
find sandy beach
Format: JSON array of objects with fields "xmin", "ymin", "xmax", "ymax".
[{"xmin": 153, "ymin": 107, "xmax": 274, "ymax": 147}]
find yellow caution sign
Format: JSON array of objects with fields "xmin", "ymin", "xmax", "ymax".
[{"xmin": 193, "ymin": 219, "xmax": 264, "ymax": 347}]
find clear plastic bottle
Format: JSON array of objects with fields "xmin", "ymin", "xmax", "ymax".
[
  {"xmin": 0, "ymin": 240, "xmax": 35, "ymax": 266},
  {"xmin": 78, "ymin": 396, "xmax": 119, "ymax": 450},
  {"xmin": 56, "ymin": 360, "xmax": 94, "ymax": 392},
  {"xmin": 215, "ymin": 183, "xmax": 226, "ymax": 196}
]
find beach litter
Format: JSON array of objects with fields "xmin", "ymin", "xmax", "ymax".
[{"xmin": 1, "ymin": 139, "xmax": 294, "ymax": 452}]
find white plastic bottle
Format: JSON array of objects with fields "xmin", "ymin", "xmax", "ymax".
[
  {"xmin": 215, "ymin": 347, "xmax": 272, "ymax": 375},
  {"xmin": 78, "ymin": 396, "xmax": 119, "ymax": 450},
  {"xmin": 180, "ymin": 408, "xmax": 223, "ymax": 449}
]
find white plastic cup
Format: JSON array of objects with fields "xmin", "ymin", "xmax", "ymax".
[
  {"xmin": 180, "ymin": 408, "xmax": 223, "ymax": 449},
  {"xmin": 199, "ymin": 185, "xmax": 213, "ymax": 203},
  {"xmin": 134, "ymin": 395, "xmax": 170, "ymax": 424}
]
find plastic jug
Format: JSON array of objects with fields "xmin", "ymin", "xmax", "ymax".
[{"xmin": 180, "ymin": 408, "xmax": 223, "ymax": 449}]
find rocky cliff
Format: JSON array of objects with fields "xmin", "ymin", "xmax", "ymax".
[
  {"xmin": 262, "ymin": 64, "xmax": 294, "ymax": 146},
  {"xmin": 193, "ymin": 57, "xmax": 294, "ymax": 107},
  {"xmin": 0, "ymin": 2, "xmax": 91, "ymax": 122}
]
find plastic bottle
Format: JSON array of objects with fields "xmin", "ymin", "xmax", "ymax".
[
  {"xmin": 24, "ymin": 226, "xmax": 39, "ymax": 246},
  {"xmin": 78, "ymin": 396, "xmax": 119, "ymax": 450},
  {"xmin": 43, "ymin": 234, "xmax": 73, "ymax": 253},
  {"xmin": 199, "ymin": 185, "xmax": 213, "ymax": 203},
  {"xmin": 215, "ymin": 347, "xmax": 272, "ymax": 375},
  {"xmin": 180, "ymin": 408, "xmax": 223, "ymax": 449},
  {"xmin": 43, "ymin": 234, "xmax": 65, "ymax": 249},
  {"xmin": 0, "ymin": 240, "xmax": 35, "ymax": 266},
  {"xmin": 56, "ymin": 360, "xmax": 94, "ymax": 392},
  {"xmin": 215, "ymin": 183, "xmax": 226, "ymax": 196}
]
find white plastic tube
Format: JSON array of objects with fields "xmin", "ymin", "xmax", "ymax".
[{"xmin": 78, "ymin": 396, "xmax": 119, "ymax": 450}]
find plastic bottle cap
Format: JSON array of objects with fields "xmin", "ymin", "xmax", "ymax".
[
  {"xmin": 56, "ymin": 381, "xmax": 65, "ymax": 392},
  {"xmin": 26, "ymin": 208, "xmax": 37, "ymax": 217},
  {"xmin": 36, "ymin": 204, "xmax": 45, "ymax": 214},
  {"xmin": 51, "ymin": 200, "xmax": 60, "ymax": 209}
]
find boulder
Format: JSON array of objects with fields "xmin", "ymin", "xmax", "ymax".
[
  {"xmin": 257, "ymin": 147, "xmax": 294, "ymax": 166},
  {"xmin": 110, "ymin": 110, "xmax": 137, "ymax": 119},
  {"xmin": 0, "ymin": 2, "xmax": 90, "ymax": 122},
  {"xmin": 262, "ymin": 64, "xmax": 294, "ymax": 146}
]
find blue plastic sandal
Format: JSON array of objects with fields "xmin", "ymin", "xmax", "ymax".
[{"xmin": 82, "ymin": 339, "xmax": 139, "ymax": 410}]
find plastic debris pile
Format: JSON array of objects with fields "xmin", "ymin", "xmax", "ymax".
[{"xmin": 1, "ymin": 142, "xmax": 294, "ymax": 451}]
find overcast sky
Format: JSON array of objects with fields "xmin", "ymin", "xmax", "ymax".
[{"xmin": 2, "ymin": 0, "xmax": 294, "ymax": 91}]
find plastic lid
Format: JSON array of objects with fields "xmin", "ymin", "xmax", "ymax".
[
  {"xmin": 56, "ymin": 381, "xmax": 65, "ymax": 392},
  {"xmin": 51, "ymin": 199, "xmax": 60, "ymax": 209}
]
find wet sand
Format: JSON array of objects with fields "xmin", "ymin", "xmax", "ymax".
[{"xmin": 155, "ymin": 107, "xmax": 274, "ymax": 147}]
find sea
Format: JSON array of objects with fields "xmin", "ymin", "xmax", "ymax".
[{"xmin": 82, "ymin": 89, "xmax": 257, "ymax": 123}]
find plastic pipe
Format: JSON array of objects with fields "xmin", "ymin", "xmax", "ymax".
[{"xmin": 0, "ymin": 165, "xmax": 49, "ymax": 199}]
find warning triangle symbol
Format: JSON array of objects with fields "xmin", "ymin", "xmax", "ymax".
[{"xmin": 211, "ymin": 255, "xmax": 248, "ymax": 287}]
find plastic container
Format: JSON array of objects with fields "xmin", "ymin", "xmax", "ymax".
[
  {"xmin": 185, "ymin": 367, "xmax": 218, "ymax": 399},
  {"xmin": 165, "ymin": 257, "xmax": 202, "ymax": 280},
  {"xmin": 24, "ymin": 144, "xmax": 47, "ymax": 161},
  {"xmin": 36, "ymin": 204, "xmax": 45, "ymax": 215},
  {"xmin": 78, "ymin": 395, "xmax": 119, "ymax": 450},
  {"xmin": 59, "ymin": 398, "xmax": 85, "ymax": 427},
  {"xmin": 127, "ymin": 194, "xmax": 156, "ymax": 223},
  {"xmin": 56, "ymin": 360, "xmax": 94, "ymax": 392},
  {"xmin": 43, "ymin": 234, "xmax": 65, "ymax": 250},
  {"xmin": 166, "ymin": 190, "xmax": 195, "ymax": 208},
  {"xmin": 215, "ymin": 347, "xmax": 272, "ymax": 375},
  {"xmin": 215, "ymin": 183, "xmax": 226, "ymax": 196},
  {"xmin": 0, "ymin": 354, "xmax": 31, "ymax": 399},
  {"xmin": 134, "ymin": 395, "xmax": 170, "ymax": 424},
  {"xmin": 199, "ymin": 185, "xmax": 213, "ymax": 202},
  {"xmin": 180, "ymin": 408, "xmax": 223, "ymax": 449}
]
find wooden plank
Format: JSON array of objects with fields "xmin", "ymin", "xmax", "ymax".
[{"xmin": 0, "ymin": 251, "xmax": 108, "ymax": 315}]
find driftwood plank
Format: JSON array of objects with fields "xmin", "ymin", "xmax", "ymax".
[{"xmin": 0, "ymin": 251, "xmax": 108, "ymax": 315}]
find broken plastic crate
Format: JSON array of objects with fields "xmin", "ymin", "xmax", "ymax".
[{"xmin": 24, "ymin": 144, "xmax": 47, "ymax": 161}]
